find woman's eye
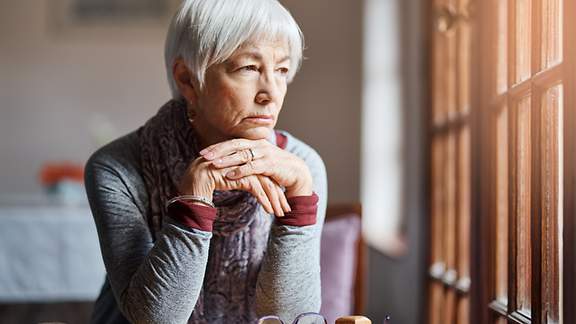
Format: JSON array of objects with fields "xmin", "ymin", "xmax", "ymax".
[
  {"xmin": 277, "ymin": 67, "xmax": 289, "ymax": 74},
  {"xmin": 241, "ymin": 65, "xmax": 258, "ymax": 72}
]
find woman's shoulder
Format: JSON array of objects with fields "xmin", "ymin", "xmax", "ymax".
[
  {"xmin": 85, "ymin": 130, "xmax": 146, "ymax": 193},
  {"xmin": 86, "ymin": 131, "xmax": 141, "ymax": 172},
  {"xmin": 85, "ymin": 130, "xmax": 149, "ymax": 209}
]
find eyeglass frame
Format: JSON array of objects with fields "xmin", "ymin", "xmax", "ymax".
[{"xmin": 257, "ymin": 312, "xmax": 328, "ymax": 324}]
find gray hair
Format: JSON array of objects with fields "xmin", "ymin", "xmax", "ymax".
[{"xmin": 164, "ymin": 0, "xmax": 304, "ymax": 99}]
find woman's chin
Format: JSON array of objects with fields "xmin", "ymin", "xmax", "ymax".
[{"xmin": 239, "ymin": 127, "xmax": 273, "ymax": 140}]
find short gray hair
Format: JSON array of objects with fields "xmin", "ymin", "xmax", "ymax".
[{"xmin": 164, "ymin": 0, "xmax": 304, "ymax": 99}]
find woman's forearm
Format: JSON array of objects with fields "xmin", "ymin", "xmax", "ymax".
[
  {"xmin": 255, "ymin": 193, "xmax": 325, "ymax": 323},
  {"xmin": 86, "ymin": 156, "xmax": 214, "ymax": 324},
  {"xmin": 254, "ymin": 138, "xmax": 328, "ymax": 322},
  {"xmin": 117, "ymin": 220, "xmax": 212, "ymax": 324}
]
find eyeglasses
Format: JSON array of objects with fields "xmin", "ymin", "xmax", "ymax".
[
  {"xmin": 258, "ymin": 313, "xmax": 391, "ymax": 324},
  {"xmin": 257, "ymin": 312, "xmax": 327, "ymax": 324}
]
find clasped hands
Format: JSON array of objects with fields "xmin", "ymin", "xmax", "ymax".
[{"xmin": 178, "ymin": 138, "xmax": 313, "ymax": 217}]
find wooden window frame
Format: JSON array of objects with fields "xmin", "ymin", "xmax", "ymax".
[
  {"xmin": 470, "ymin": 0, "xmax": 576, "ymax": 323},
  {"xmin": 561, "ymin": 0, "xmax": 576, "ymax": 323}
]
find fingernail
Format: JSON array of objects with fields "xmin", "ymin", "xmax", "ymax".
[
  {"xmin": 226, "ymin": 170, "xmax": 236, "ymax": 178},
  {"xmin": 214, "ymin": 158, "xmax": 223, "ymax": 165},
  {"xmin": 204, "ymin": 152, "xmax": 215, "ymax": 160}
]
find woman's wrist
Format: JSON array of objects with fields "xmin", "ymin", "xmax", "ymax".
[
  {"xmin": 284, "ymin": 160, "xmax": 313, "ymax": 198},
  {"xmin": 178, "ymin": 170, "xmax": 214, "ymax": 201},
  {"xmin": 285, "ymin": 176, "xmax": 313, "ymax": 198},
  {"xmin": 277, "ymin": 192, "xmax": 319, "ymax": 226},
  {"xmin": 187, "ymin": 186, "xmax": 214, "ymax": 201}
]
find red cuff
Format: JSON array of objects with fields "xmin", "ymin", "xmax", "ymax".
[
  {"xmin": 276, "ymin": 192, "xmax": 319, "ymax": 226},
  {"xmin": 167, "ymin": 200, "xmax": 217, "ymax": 232}
]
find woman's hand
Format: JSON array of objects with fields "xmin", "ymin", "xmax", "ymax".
[
  {"xmin": 198, "ymin": 138, "xmax": 313, "ymax": 198},
  {"xmin": 177, "ymin": 157, "xmax": 291, "ymax": 216}
]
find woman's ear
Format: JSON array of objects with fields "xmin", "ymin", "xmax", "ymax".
[{"xmin": 173, "ymin": 59, "xmax": 198, "ymax": 106}]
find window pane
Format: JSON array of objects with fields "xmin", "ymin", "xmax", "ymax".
[
  {"xmin": 515, "ymin": 0, "xmax": 532, "ymax": 83},
  {"xmin": 430, "ymin": 135, "xmax": 446, "ymax": 324},
  {"xmin": 457, "ymin": 295, "xmax": 470, "ymax": 324},
  {"xmin": 457, "ymin": 0, "xmax": 471, "ymax": 113},
  {"xmin": 541, "ymin": 84, "xmax": 563, "ymax": 322},
  {"xmin": 443, "ymin": 289, "xmax": 457, "ymax": 324},
  {"xmin": 431, "ymin": 136, "xmax": 446, "ymax": 265},
  {"xmin": 433, "ymin": 32, "xmax": 458, "ymax": 122},
  {"xmin": 444, "ymin": 134, "xmax": 457, "ymax": 273},
  {"xmin": 495, "ymin": 107, "xmax": 509, "ymax": 302},
  {"xmin": 457, "ymin": 126, "xmax": 471, "ymax": 285},
  {"xmin": 443, "ymin": 133, "xmax": 457, "ymax": 324},
  {"xmin": 497, "ymin": 0, "xmax": 509, "ymax": 93},
  {"xmin": 429, "ymin": 281, "xmax": 445, "ymax": 324},
  {"xmin": 457, "ymin": 126, "xmax": 471, "ymax": 324},
  {"xmin": 516, "ymin": 96, "xmax": 532, "ymax": 314},
  {"xmin": 541, "ymin": 0, "xmax": 563, "ymax": 68}
]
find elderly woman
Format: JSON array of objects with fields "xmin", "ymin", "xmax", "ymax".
[{"xmin": 84, "ymin": 0, "xmax": 327, "ymax": 323}]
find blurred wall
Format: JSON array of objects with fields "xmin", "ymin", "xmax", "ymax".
[
  {"xmin": 0, "ymin": 0, "xmax": 363, "ymax": 205},
  {"xmin": 0, "ymin": 1, "xmax": 168, "ymax": 194},
  {"xmin": 279, "ymin": 0, "xmax": 363, "ymax": 203},
  {"xmin": 363, "ymin": 0, "xmax": 426, "ymax": 323}
]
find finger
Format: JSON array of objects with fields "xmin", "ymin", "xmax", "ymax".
[
  {"xmin": 277, "ymin": 185, "xmax": 291, "ymax": 213},
  {"xmin": 246, "ymin": 176, "xmax": 274, "ymax": 214},
  {"xmin": 201, "ymin": 138, "xmax": 266, "ymax": 160},
  {"xmin": 225, "ymin": 159, "xmax": 268, "ymax": 179},
  {"xmin": 211, "ymin": 149, "xmax": 256, "ymax": 168},
  {"xmin": 259, "ymin": 177, "xmax": 284, "ymax": 217}
]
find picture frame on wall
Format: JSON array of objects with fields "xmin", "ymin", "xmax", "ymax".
[{"xmin": 48, "ymin": 0, "xmax": 181, "ymax": 39}]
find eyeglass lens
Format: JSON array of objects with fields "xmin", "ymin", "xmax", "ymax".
[
  {"xmin": 258, "ymin": 316, "xmax": 283, "ymax": 324},
  {"xmin": 294, "ymin": 313, "xmax": 327, "ymax": 324}
]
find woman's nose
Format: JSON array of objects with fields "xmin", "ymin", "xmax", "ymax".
[
  {"xmin": 255, "ymin": 91, "xmax": 272, "ymax": 105},
  {"xmin": 255, "ymin": 71, "xmax": 280, "ymax": 105}
]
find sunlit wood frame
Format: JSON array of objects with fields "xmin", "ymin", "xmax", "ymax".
[{"xmin": 471, "ymin": 0, "xmax": 574, "ymax": 323}]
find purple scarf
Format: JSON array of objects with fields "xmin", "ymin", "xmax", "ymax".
[{"xmin": 138, "ymin": 100, "xmax": 273, "ymax": 323}]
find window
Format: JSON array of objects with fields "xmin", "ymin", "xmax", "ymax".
[
  {"xmin": 427, "ymin": 0, "xmax": 472, "ymax": 322},
  {"xmin": 427, "ymin": 0, "xmax": 575, "ymax": 323}
]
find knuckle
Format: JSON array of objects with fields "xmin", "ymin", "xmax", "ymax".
[
  {"xmin": 257, "ymin": 190, "xmax": 267, "ymax": 199},
  {"xmin": 242, "ymin": 150, "xmax": 251, "ymax": 163},
  {"xmin": 253, "ymin": 186, "xmax": 265, "ymax": 198},
  {"xmin": 237, "ymin": 177, "xmax": 248, "ymax": 188},
  {"xmin": 261, "ymin": 179, "xmax": 273, "ymax": 191},
  {"xmin": 232, "ymin": 139, "xmax": 243, "ymax": 149}
]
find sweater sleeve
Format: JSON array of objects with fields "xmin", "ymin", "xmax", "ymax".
[
  {"xmin": 85, "ymin": 146, "xmax": 212, "ymax": 324},
  {"xmin": 255, "ymin": 135, "xmax": 328, "ymax": 322}
]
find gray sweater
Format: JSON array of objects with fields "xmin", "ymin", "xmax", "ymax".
[{"xmin": 84, "ymin": 130, "xmax": 327, "ymax": 324}]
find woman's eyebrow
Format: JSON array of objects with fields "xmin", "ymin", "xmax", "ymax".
[{"xmin": 234, "ymin": 51, "xmax": 290, "ymax": 63}]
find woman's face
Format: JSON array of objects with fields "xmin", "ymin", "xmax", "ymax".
[{"xmin": 191, "ymin": 40, "xmax": 291, "ymax": 146}]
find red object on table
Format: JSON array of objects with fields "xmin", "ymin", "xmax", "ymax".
[{"xmin": 39, "ymin": 162, "xmax": 84, "ymax": 186}]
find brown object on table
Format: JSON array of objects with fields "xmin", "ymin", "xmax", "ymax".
[{"xmin": 335, "ymin": 315, "xmax": 372, "ymax": 324}]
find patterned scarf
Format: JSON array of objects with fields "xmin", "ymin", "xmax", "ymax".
[{"xmin": 138, "ymin": 99, "xmax": 273, "ymax": 323}]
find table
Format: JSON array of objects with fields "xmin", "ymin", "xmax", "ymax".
[{"xmin": 0, "ymin": 195, "xmax": 105, "ymax": 302}]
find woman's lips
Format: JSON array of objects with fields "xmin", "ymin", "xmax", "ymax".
[{"xmin": 244, "ymin": 115, "xmax": 274, "ymax": 125}]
